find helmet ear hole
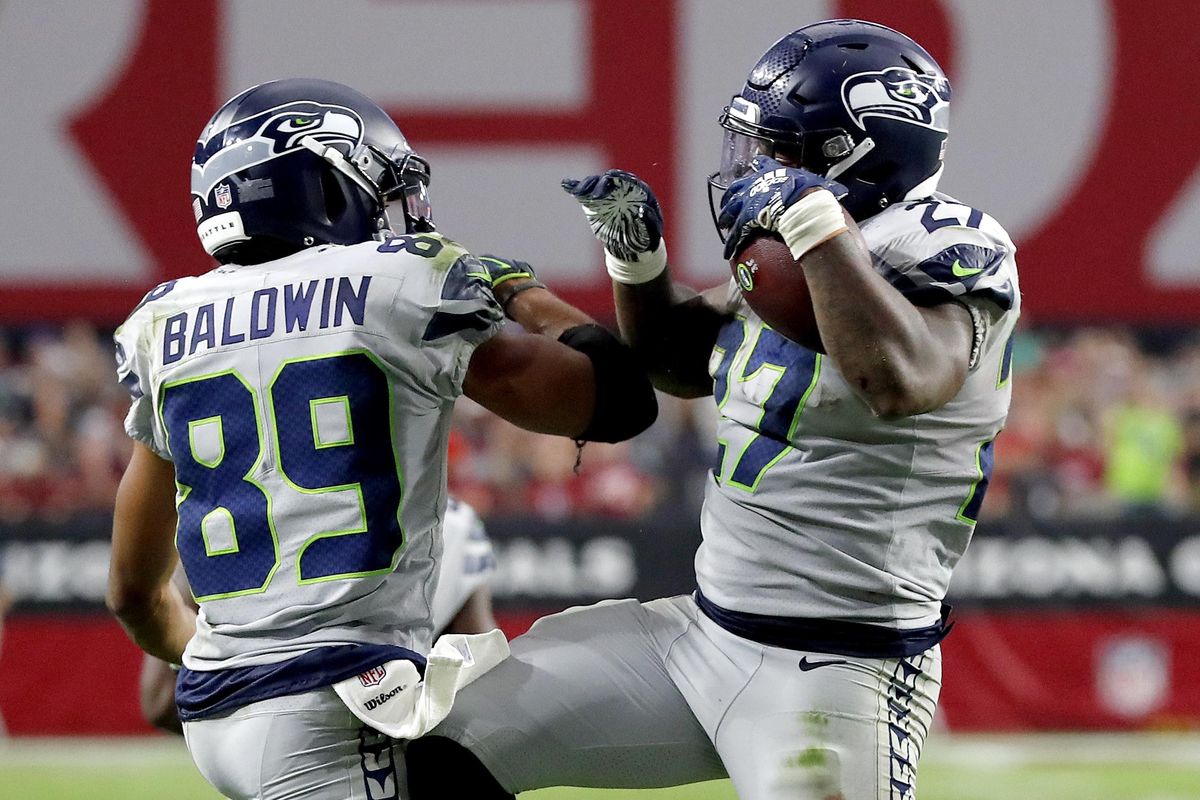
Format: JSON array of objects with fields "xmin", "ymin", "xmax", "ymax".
[{"xmin": 320, "ymin": 168, "xmax": 348, "ymax": 224}]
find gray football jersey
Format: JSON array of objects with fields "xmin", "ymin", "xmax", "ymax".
[
  {"xmin": 114, "ymin": 233, "xmax": 503, "ymax": 670},
  {"xmin": 695, "ymin": 194, "xmax": 1020, "ymax": 628}
]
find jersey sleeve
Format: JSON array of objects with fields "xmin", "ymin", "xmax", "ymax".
[
  {"xmin": 396, "ymin": 240, "xmax": 506, "ymax": 400},
  {"xmin": 868, "ymin": 199, "xmax": 1020, "ymax": 369},
  {"xmin": 113, "ymin": 303, "xmax": 171, "ymax": 460},
  {"xmin": 871, "ymin": 201, "xmax": 1016, "ymax": 310}
]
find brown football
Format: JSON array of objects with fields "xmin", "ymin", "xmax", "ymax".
[{"xmin": 730, "ymin": 232, "xmax": 824, "ymax": 352}]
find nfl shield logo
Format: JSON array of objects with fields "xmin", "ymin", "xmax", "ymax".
[
  {"xmin": 1096, "ymin": 636, "xmax": 1169, "ymax": 719},
  {"xmin": 358, "ymin": 665, "xmax": 387, "ymax": 688},
  {"xmin": 215, "ymin": 183, "xmax": 233, "ymax": 210}
]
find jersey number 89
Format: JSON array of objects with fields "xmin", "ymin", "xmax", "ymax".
[{"xmin": 159, "ymin": 350, "xmax": 404, "ymax": 601}]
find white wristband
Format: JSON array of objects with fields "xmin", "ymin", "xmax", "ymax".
[
  {"xmin": 605, "ymin": 240, "xmax": 668, "ymax": 285},
  {"xmin": 776, "ymin": 189, "xmax": 849, "ymax": 260}
]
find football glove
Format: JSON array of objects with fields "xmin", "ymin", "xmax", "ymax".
[
  {"xmin": 472, "ymin": 254, "xmax": 545, "ymax": 316},
  {"xmin": 473, "ymin": 253, "xmax": 539, "ymax": 288},
  {"xmin": 562, "ymin": 170, "xmax": 667, "ymax": 284},
  {"xmin": 718, "ymin": 156, "xmax": 847, "ymax": 261}
]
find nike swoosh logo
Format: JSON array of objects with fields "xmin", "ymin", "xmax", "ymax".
[
  {"xmin": 950, "ymin": 258, "xmax": 983, "ymax": 277},
  {"xmin": 798, "ymin": 657, "xmax": 848, "ymax": 672}
]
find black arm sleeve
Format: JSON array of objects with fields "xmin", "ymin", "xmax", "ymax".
[{"xmin": 557, "ymin": 324, "xmax": 658, "ymax": 443}]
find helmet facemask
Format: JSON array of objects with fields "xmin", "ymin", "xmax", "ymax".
[
  {"xmin": 303, "ymin": 138, "xmax": 434, "ymax": 238},
  {"xmin": 375, "ymin": 148, "xmax": 434, "ymax": 235},
  {"xmin": 706, "ymin": 100, "xmax": 857, "ymax": 243}
]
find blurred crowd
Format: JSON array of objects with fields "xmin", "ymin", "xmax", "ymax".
[
  {"xmin": 0, "ymin": 322, "xmax": 1198, "ymax": 523},
  {"xmin": 990, "ymin": 328, "xmax": 1200, "ymax": 520},
  {"xmin": 0, "ymin": 324, "xmax": 132, "ymax": 521}
]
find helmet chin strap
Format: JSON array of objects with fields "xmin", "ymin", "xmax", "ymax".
[
  {"xmin": 824, "ymin": 136, "xmax": 876, "ymax": 181},
  {"xmin": 298, "ymin": 136, "xmax": 381, "ymax": 202}
]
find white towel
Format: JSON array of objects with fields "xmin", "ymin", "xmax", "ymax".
[{"xmin": 333, "ymin": 629, "xmax": 510, "ymax": 739}]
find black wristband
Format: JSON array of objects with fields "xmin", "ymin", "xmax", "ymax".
[{"xmin": 557, "ymin": 324, "xmax": 658, "ymax": 443}]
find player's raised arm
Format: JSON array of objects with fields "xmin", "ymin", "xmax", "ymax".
[
  {"xmin": 462, "ymin": 255, "xmax": 658, "ymax": 443},
  {"xmin": 718, "ymin": 156, "xmax": 973, "ymax": 418},
  {"xmin": 107, "ymin": 442, "xmax": 196, "ymax": 665},
  {"xmin": 563, "ymin": 171, "xmax": 731, "ymax": 398}
]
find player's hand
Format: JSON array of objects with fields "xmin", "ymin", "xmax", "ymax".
[
  {"xmin": 718, "ymin": 156, "xmax": 847, "ymax": 261},
  {"xmin": 562, "ymin": 170, "xmax": 664, "ymax": 262},
  {"xmin": 474, "ymin": 253, "xmax": 537, "ymax": 288},
  {"xmin": 473, "ymin": 254, "xmax": 545, "ymax": 315}
]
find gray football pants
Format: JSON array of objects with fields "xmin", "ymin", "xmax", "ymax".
[
  {"xmin": 184, "ymin": 687, "xmax": 404, "ymax": 800},
  {"xmin": 430, "ymin": 594, "xmax": 942, "ymax": 800}
]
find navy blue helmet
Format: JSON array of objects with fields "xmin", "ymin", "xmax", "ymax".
[
  {"xmin": 709, "ymin": 19, "xmax": 950, "ymax": 226},
  {"xmin": 191, "ymin": 79, "xmax": 433, "ymax": 264}
]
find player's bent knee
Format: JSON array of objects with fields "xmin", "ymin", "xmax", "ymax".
[{"xmin": 406, "ymin": 736, "xmax": 514, "ymax": 800}]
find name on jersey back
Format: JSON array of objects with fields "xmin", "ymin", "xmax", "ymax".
[{"xmin": 162, "ymin": 275, "xmax": 371, "ymax": 364}]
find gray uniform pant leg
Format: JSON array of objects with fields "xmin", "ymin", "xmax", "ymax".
[
  {"xmin": 184, "ymin": 687, "xmax": 403, "ymax": 800},
  {"xmin": 685, "ymin": 611, "xmax": 943, "ymax": 800},
  {"xmin": 429, "ymin": 596, "xmax": 726, "ymax": 793}
]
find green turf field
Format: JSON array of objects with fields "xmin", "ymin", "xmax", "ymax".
[{"xmin": 1, "ymin": 733, "xmax": 1197, "ymax": 799}]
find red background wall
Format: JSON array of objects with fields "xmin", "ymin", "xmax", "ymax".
[{"xmin": 3, "ymin": 0, "xmax": 1200, "ymax": 323}]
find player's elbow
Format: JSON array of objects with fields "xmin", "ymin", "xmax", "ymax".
[
  {"xmin": 562, "ymin": 325, "xmax": 659, "ymax": 443},
  {"xmin": 581, "ymin": 376, "xmax": 658, "ymax": 442},
  {"xmin": 106, "ymin": 578, "xmax": 154, "ymax": 623},
  {"xmin": 867, "ymin": 392, "xmax": 927, "ymax": 419},
  {"xmin": 855, "ymin": 369, "xmax": 941, "ymax": 419},
  {"xmin": 849, "ymin": 348, "xmax": 963, "ymax": 419},
  {"xmin": 864, "ymin": 371, "xmax": 955, "ymax": 419}
]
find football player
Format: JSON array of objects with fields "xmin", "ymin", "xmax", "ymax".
[
  {"xmin": 139, "ymin": 496, "xmax": 497, "ymax": 734},
  {"xmin": 409, "ymin": 19, "xmax": 1019, "ymax": 800},
  {"xmin": 105, "ymin": 79, "xmax": 656, "ymax": 800}
]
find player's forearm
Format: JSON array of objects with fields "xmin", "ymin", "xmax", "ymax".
[
  {"xmin": 140, "ymin": 661, "xmax": 183, "ymax": 733},
  {"xmin": 497, "ymin": 282, "xmax": 593, "ymax": 339},
  {"xmin": 613, "ymin": 273, "xmax": 722, "ymax": 398},
  {"xmin": 139, "ymin": 655, "xmax": 184, "ymax": 734},
  {"xmin": 108, "ymin": 581, "xmax": 196, "ymax": 664},
  {"xmin": 612, "ymin": 269, "xmax": 679, "ymax": 349},
  {"xmin": 802, "ymin": 230, "xmax": 958, "ymax": 417}
]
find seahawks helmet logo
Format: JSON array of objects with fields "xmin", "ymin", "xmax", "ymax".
[
  {"xmin": 841, "ymin": 67, "xmax": 950, "ymax": 132},
  {"xmin": 258, "ymin": 106, "xmax": 363, "ymax": 155},
  {"xmin": 192, "ymin": 101, "xmax": 365, "ymax": 200}
]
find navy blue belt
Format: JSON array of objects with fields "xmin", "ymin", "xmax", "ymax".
[
  {"xmin": 695, "ymin": 589, "xmax": 952, "ymax": 658},
  {"xmin": 176, "ymin": 643, "xmax": 425, "ymax": 722}
]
